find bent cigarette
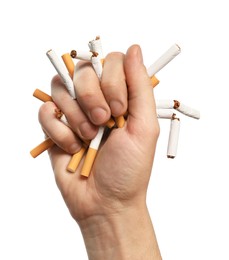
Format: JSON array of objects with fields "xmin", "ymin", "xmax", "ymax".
[
  {"xmin": 46, "ymin": 49, "xmax": 76, "ymax": 99},
  {"xmin": 147, "ymin": 44, "xmax": 181, "ymax": 77},
  {"xmin": 167, "ymin": 117, "xmax": 180, "ymax": 158},
  {"xmin": 30, "ymin": 138, "xmax": 54, "ymax": 158},
  {"xmin": 81, "ymin": 126, "xmax": 105, "ymax": 177},
  {"xmin": 61, "ymin": 53, "xmax": 75, "ymax": 78},
  {"xmin": 33, "ymin": 89, "xmax": 53, "ymax": 102}
]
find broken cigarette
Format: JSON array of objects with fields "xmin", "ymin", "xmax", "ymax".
[
  {"xmin": 33, "ymin": 89, "xmax": 53, "ymax": 102},
  {"xmin": 67, "ymin": 145, "xmax": 87, "ymax": 173},
  {"xmin": 157, "ymin": 109, "xmax": 176, "ymax": 119},
  {"xmin": 88, "ymin": 36, "xmax": 104, "ymax": 58},
  {"xmin": 30, "ymin": 89, "xmax": 54, "ymax": 157},
  {"xmin": 46, "ymin": 49, "xmax": 76, "ymax": 99},
  {"xmin": 70, "ymin": 50, "xmax": 93, "ymax": 61},
  {"xmin": 81, "ymin": 126, "xmax": 105, "ymax": 177},
  {"xmin": 61, "ymin": 53, "xmax": 75, "ymax": 78},
  {"xmin": 147, "ymin": 44, "xmax": 181, "ymax": 77},
  {"xmin": 30, "ymin": 138, "xmax": 54, "ymax": 158},
  {"xmin": 155, "ymin": 100, "xmax": 200, "ymax": 119},
  {"xmin": 167, "ymin": 117, "xmax": 180, "ymax": 158}
]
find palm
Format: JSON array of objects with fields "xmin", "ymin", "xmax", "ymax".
[{"xmin": 51, "ymin": 119, "xmax": 156, "ymax": 221}]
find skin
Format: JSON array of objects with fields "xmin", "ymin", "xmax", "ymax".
[{"xmin": 39, "ymin": 45, "xmax": 162, "ymax": 259}]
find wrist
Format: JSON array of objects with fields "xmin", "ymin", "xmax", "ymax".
[{"xmin": 78, "ymin": 203, "xmax": 162, "ymax": 260}]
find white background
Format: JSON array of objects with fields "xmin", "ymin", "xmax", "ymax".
[{"xmin": 0, "ymin": 0, "xmax": 228, "ymax": 259}]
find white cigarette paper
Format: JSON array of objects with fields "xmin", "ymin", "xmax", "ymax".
[
  {"xmin": 176, "ymin": 102, "xmax": 200, "ymax": 120},
  {"xmin": 147, "ymin": 44, "xmax": 181, "ymax": 77},
  {"xmin": 89, "ymin": 126, "xmax": 105, "ymax": 150},
  {"xmin": 167, "ymin": 118, "xmax": 180, "ymax": 158},
  {"xmin": 157, "ymin": 109, "xmax": 176, "ymax": 119},
  {"xmin": 91, "ymin": 56, "xmax": 103, "ymax": 79},
  {"xmin": 46, "ymin": 49, "xmax": 76, "ymax": 99},
  {"xmin": 156, "ymin": 100, "xmax": 174, "ymax": 109},
  {"xmin": 71, "ymin": 50, "xmax": 93, "ymax": 61},
  {"xmin": 88, "ymin": 36, "xmax": 103, "ymax": 57}
]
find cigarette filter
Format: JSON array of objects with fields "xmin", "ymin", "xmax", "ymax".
[
  {"xmin": 167, "ymin": 118, "xmax": 180, "ymax": 158},
  {"xmin": 46, "ymin": 49, "xmax": 76, "ymax": 99},
  {"xmin": 81, "ymin": 126, "xmax": 105, "ymax": 177},
  {"xmin": 67, "ymin": 146, "xmax": 87, "ymax": 173},
  {"xmin": 30, "ymin": 138, "xmax": 54, "ymax": 158},
  {"xmin": 151, "ymin": 75, "xmax": 160, "ymax": 87},
  {"xmin": 33, "ymin": 89, "xmax": 53, "ymax": 102},
  {"xmin": 61, "ymin": 53, "xmax": 75, "ymax": 78},
  {"xmin": 115, "ymin": 115, "xmax": 125, "ymax": 128},
  {"xmin": 147, "ymin": 44, "xmax": 181, "ymax": 77}
]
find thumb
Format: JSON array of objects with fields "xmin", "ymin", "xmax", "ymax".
[{"xmin": 124, "ymin": 45, "xmax": 158, "ymax": 135}]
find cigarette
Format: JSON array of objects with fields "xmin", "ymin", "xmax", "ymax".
[
  {"xmin": 156, "ymin": 100, "xmax": 175, "ymax": 109},
  {"xmin": 30, "ymin": 138, "xmax": 54, "ymax": 158},
  {"xmin": 91, "ymin": 55, "xmax": 103, "ymax": 79},
  {"xmin": 67, "ymin": 145, "xmax": 87, "ymax": 173},
  {"xmin": 151, "ymin": 75, "xmax": 160, "ymax": 87},
  {"xmin": 70, "ymin": 50, "xmax": 93, "ymax": 61},
  {"xmin": 115, "ymin": 115, "xmax": 126, "ymax": 128},
  {"xmin": 61, "ymin": 53, "xmax": 75, "ymax": 78},
  {"xmin": 80, "ymin": 39, "xmax": 106, "ymax": 177},
  {"xmin": 81, "ymin": 126, "xmax": 105, "ymax": 177},
  {"xmin": 46, "ymin": 49, "xmax": 76, "ymax": 99},
  {"xmin": 155, "ymin": 100, "xmax": 200, "ymax": 119},
  {"xmin": 33, "ymin": 89, "xmax": 53, "ymax": 102},
  {"xmin": 88, "ymin": 36, "xmax": 103, "ymax": 58},
  {"xmin": 157, "ymin": 109, "xmax": 176, "ymax": 119},
  {"xmin": 147, "ymin": 44, "xmax": 181, "ymax": 77},
  {"xmin": 167, "ymin": 117, "xmax": 180, "ymax": 159},
  {"xmin": 174, "ymin": 100, "xmax": 200, "ymax": 120}
]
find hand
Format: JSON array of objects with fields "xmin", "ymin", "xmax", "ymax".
[{"xmin": 39, "ymin": 45, "xmax": 161, "ymax": 259}]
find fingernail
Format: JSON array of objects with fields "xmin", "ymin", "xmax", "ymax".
[
  {"xmin": 69, "ymin": 143, "xmax": 80, "ymax": 154},
  {"xmin": 79, "ymin": 121, "xmax": 97, "ymax": 139},
  {"xmin": 109, "ymin": 100, "xmax": 123, "ymax": 117},
  {"xmin": 90, "ymin": 107, "xmax": 108, "ymax": 124}
]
